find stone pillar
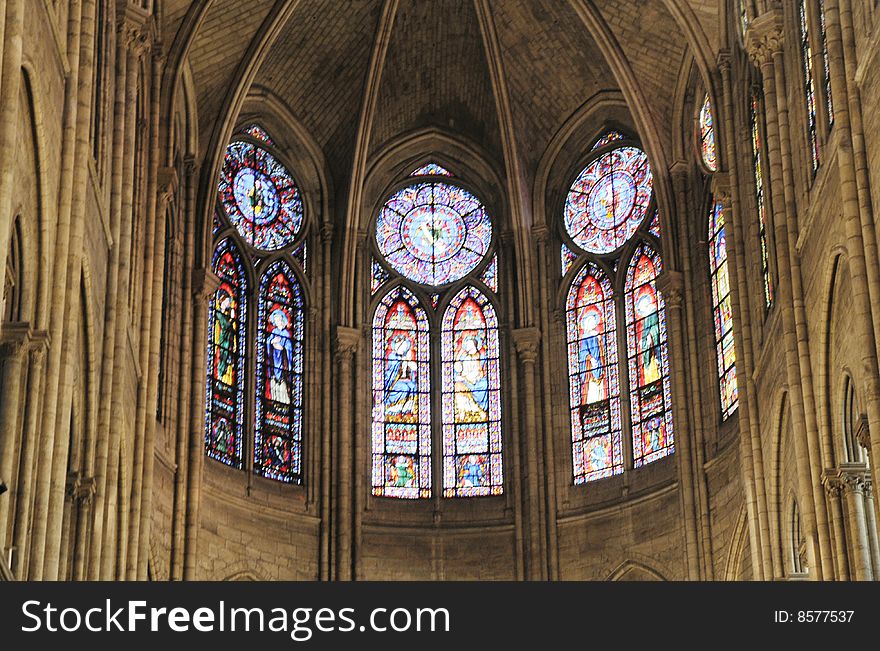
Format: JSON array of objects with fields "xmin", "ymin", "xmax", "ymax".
[
  {"xmin": 838, "ymin": 465, "xmax": 873, "ymax": 580},
  {"xmin": 824, "ymin": 0, "xmax": 880, "ymax": 554},
  {"xmin": 821, "ymin": 472, "xmax": 849, "ymax": 580},
  {"xmin": 0, "ymin": 0, "xmax": 24, "ymax": 289},
  {"xmin": 11, "ymin": 333, "xmax": 48, "ymax": 578},
  {"xmin": 319, "ymin": 224, "xmax": 333, "ymax": 581},
  {"xmin": 26, "ymin": 0, "xmax": 87, "ymax": 582},
  {"xmin": 334, "ymin": 326, "xmax": 359, "ymax": 581},
  {"xmin": 512, "ymin": 327, "xmax": 545, "ymax": 581},
  {"xmin": 746, "ymin": 10, "xmax": 830, "ymax": 579},
  {"xmin": 863, "ymin": 478, "xmax": 880, "ymax": 575},
  {"xmin": 0, "ymin": 323, "xmax": 29, "ymax": 548},
  {"xmin": 656, "ymin": 270, "xmax": 702, "ymax": 580},
  {"xmin": 181, "ymin": 268, "xmax": 220, "ymax": 580}
]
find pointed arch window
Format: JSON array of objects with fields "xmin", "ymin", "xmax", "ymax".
[
  {"xmin": 708, "ymin": 201, "xmax": 738, "ymax": 419},
  {"xmin": 442, "ymin": 287, "xmax": 502, "ymax": 497},
  {"xmin": 750, "ymin": 91, "xmax": 774, "ymax": 308},
  {"xmin": 371, "ymin": 286, "xmax": 432, "ymax": 499},
  {"xmin": 818, "ymin": 0, "xmax": 834, "ymax": 129},
  {"xmin": 566, "ymin": 263, "xmax": 622, "ymax": 483},
  {"xmin": 371, "ymin": 167, "xmax": 501, "ymax": 499},
  {"xmin": 205, "ymin": 238, "xmax": 247, "ymax": 468},
  {"xmin": 561, "ymin": 134, "xmax": 672, "ymax": 485},
  {"xmin": 699, "ymin": 94, "xmax": 718, "ymax": 172},
  {"xmin": 625, "ymin": 244, "xmax": 674, "ymax": 466},
  {"xmin": 255, "ymin": 261, "xmax": 305, "ymax": 483},
  {"xmin": 205, "ymin": 124, "xmax": 309, "ymax": 484},
  {"xmin": 798, "ymin": 0, "xmax": 820, "ymax": 173}
]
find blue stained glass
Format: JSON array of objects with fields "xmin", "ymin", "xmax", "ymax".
[
  {"xmin": 205, "ymin": 239, "xmax": 247, "ymax": 469},
  {"xmin": 372, "ymin": 286, "xmax": 432, "ymax": 499},
  {"xmin": 750, "ymin": 92, "xmax": 774, "ymax": 308},
  {"xmin": 243, "ymin": 123, "xmax": 275, "ymax": 146},
  {"xmin": 293, "ymin": 240, "xmax": 307, "ymax": 275},
  {"xmin": 480, "ymin": 254, "xmax": 498, "ymax": 293},
  {"xmin": 371, "ymin": 258, "xmax": 390, "ymax": 295},
  {"xmin": 799, "ymin": 0, "xmax": 820, "ymax": 173},
  {"xmin": 591, "ymin": 130, "xmax": 626, "ymax": 151},
  {"xmin": 625, "ymin": 243, "xmax": 674, "ymax": 466},
  {"xmin": 648, "ymin": 209, "xmax": 661, "ymax": 238},
  {"xmin": 375, "ymin": 181, "xmax": 492, "ymax": 286},
  {"xmin": 218, "ymin": 141, "xmax": 304, "ymax": 251},
  {"xmin": 564, "ymin": 147, "xmax": 653, "ymax": 254},
  {"xmin": 411, "ymin": 162, "xmax": 453, "ymax": 177},
  {"xmin": 699, "ymin": 94, "xmax": 718, "ymax": 172},
  {"xmin": 561, "ymin": 244, "xmax": 577, "ymax": 277},
  {"xmin": 566, "ymin": 262, "xmax": 623, "ymax": 483},
  {"xmin": 255, "ymin": 261, "xmax": 305, "ymax": 483},
  {"xmin": 709, "ymin": 201, "xmax": 738, "ymax": 419},
  {"xmin": 441, "ymin": 286, "xmax": 503, "ymax": 497}
]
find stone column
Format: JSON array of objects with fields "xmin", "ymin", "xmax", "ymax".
[
  {"xmin": 0, "ymin": 323, "xmax": 29, "ymax": 548},
  {"xmin": 181, "ymin": 268, "xmax": 220, "ymax": 580},
  {"xmin": 319, "ymin": 224, "xmax": 333, "ymax": 581},
  {"xmin": 532, "ymin": 224, "xmax": 560, "ymax": 580},
  {"xmin": 824, "ymin": 0, "xmax": 880, "ymax": 550},
  {"xmin": 656, "ymin": 270, "xmax": 702, "ymax": 580},
  {"xmin": 0, "ymin": 0, "xmax": 24, "ymax": 289},
  {"xmin": 821, "ymin": 472, "xmax": 849, "ymax": 580},
  {"xmin": 334, "ymin": 326, "xmax": 359, "ymax": 581},
  {"xmin": 512, "ymin": 327, "xmax": 545, "ymax": 581},
  {"xmin": 746, "ymin": 11, "xmax": 830, "ymax": 579},
  {"xmin": 863, "ymin": 478, "xmax": 880, "ymax": 575},
  {"xmin": 26, "ymin": 0, "xmax": 86, "ymax": 582},
  {"xmin": 838, "ymin": 465, "xmax": 873, "ymax": 580}
]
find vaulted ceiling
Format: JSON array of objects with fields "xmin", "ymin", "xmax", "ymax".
[{"xmin": 159, "ymin": 0, "xmax": 724, "ymax": 205}]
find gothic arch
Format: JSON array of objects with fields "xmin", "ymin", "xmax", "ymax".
[{"xmin": 606, "ymin": 558, "xmax": 668, "ymax": 581}]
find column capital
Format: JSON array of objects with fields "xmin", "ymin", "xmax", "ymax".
[
  {"xmin": 821, "ymin": 470, "xmax": 845, "ymax": 498},
  {"xmin": 669, "ymin": 159, "xmax": 690, "ymax": 181},
  {"xmin": 531, "ymin": 224, "xmax": 551, "ymax": 244},
  {"xmin": 118, "ymin": 5, "xmax": 152, "ymax": 58},
  {"xmin": 855, "ymin": 414, "xmax": 870, "ymax": 451},
  {"xmin": 656, "ymin": 270, "xmax": 684, "ymax": 309},
  {"xmin": 28, "ymin": 330, "xmax": 50, "ymax": 364},
  {"xmin": 711, "ymin": 172, "xmax": 733, "ymax": 208},
  {"xmin": 745, "ymin": 10, "xmax": 784, "ymax": 67},
  {"xmin": 838, "ymin": 464, "xmax": 868, "ymax": 495},
  {"xmin": 512, "ymin": 327, "xmax": 541, "ymax": 364},
  {"xmin": 320, "ymin": 222, "xmax": 334, "ymax": 243},
  {"xmin": 716, "ymin": 49, "xmax": 733, "ymax": 75},
  {"xmin": 0, "ymin": 322, "xmax": 32, "ymax": 360},
  {"xmin": 157, "ymin": 167, "xmax": 179, "ymax": 207},
  {"xmin": 191, "ymin": 268, "xmax": 221, "ymax": 299},
  {"xmin": 183, "ymin": 155, "xmax": 198, "ymax": 178},
  {"xmin": 334, "ymin": 326, "xmax": 360, "ymax": 360}
]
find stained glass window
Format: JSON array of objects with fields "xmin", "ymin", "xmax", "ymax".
[
  {"xmin": 699, "ymin": 94, "xmax": 718, "ymax": 172},
  {"xmin": 625, "ymin": 244, "xmax": 674, "ymax": 466},
  {"xmin": 566, "ymin": 263, "xmax": 623, "ymax": 483},
  {"xmin": 254, "ymin": 261, "xmax": 305, "ymax": 483},
  {"xmin": 243, "ymin": 123, "xmax": 275, "ymax": 146},
  {"xmin": 411, "ymin": 162, "xmax": 453, "ymax": 177},
  {"xmin": 371, "ymin": 286, "xmax": 432, "ymax": 499},
  {"xmin": 219, "ymin": 140, "xmax": 304, "ymax": 250},
  {"xmin": 591, "ymin": 130, "xmax": 625, "ymax": 150},
  {"xmin": 799, "ymin": 0, "xmax": 820, "ymax": 173},
  {"xmin": 441, "ymin": 286, "xmax": 503, "ymax": 497},
  {"xmin": 819, "ymin": 0, "xmax": 834, "ymax": 128},
  {"xmin": 293, "ymin": 240, "xmax": 307, "ymax": 275},
  {"xmin": 739, "ymin": 0, "xmax": 749, "ymax": 37},
  {"xmin": 205, "ymin": 239, "xmax": 247, "ymax": 468},
  {"xmin": 750, "ymin": 91, "xmax": 774, "ymax": 308},
  {"xmin": 480, "ymin": 254, "xmax": 498, "ymax": 293},
  {"xmin": 564, "ymin": 147, "xmax": 653, "ymax": 254},
  {"xmin": 375, "ymin": 181, "xmax": 492, "ymax": 286},
  {"xmin": 561, "ymin": 243, "xmax": 578, "ymax": 277},
  {"xmin": 371, "ymin": 258, "xmax": 390, "ymax": 295},
  {"xmin": 648, "ymin": 209, "xmax": 661, "ymax": 238},
  {"xmin": 709, "ymin": 201, "xmax": 738, "ymax": 419}
]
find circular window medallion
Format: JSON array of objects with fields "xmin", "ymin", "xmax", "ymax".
[
  {"xmin": 376, "ymin": 182, "xmax": 491, "ymax": 286},
  {"xmin": 219, "ymin": 141, "xmax": 303, "ymax": 251},
  {"xmin": 564, "ymin": 147, "xmax": 653, "ymax": 254}
]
